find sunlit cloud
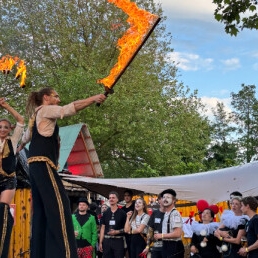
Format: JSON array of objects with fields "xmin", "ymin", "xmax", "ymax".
[
  {"xmin": 155, "ymin": 0, "xmax": 216, "ymax": 21},
  {"xmin": 167, "ymin": 51, "xmax": 213, "ymax": 71},
  {"xmin": 201, "ymin": 96, "xmax": 232, "ymax": 118},
  {"xmin": 220, "ymin": 58, "xmax": 241, "ymax": 70}
]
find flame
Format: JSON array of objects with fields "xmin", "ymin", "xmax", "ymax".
[
  {"xmin": 15, "ymin": 60, "xmax": 27, "ymax": 88},
  {"xmin": 98, "ymin": 0, "xmax": 160, "ymax": 89},
  {"xmin": 0, "ymin": 55, "xmax": 27, "ymax": 87}
]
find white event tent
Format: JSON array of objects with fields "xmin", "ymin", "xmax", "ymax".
[{"xmin": 60, "ymin": 161, "xmax": 258, "ymax": 204}]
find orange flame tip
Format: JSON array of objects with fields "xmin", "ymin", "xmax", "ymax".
[{"xmin": 98, "ymin": 0, "xmax": 159, "ymax": 89}]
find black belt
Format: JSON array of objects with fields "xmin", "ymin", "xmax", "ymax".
[
  {"xmin": 104, "ymin": 235, "xmax": 123, "ymax": 239},
  {"xmin": 163, "ymin": 239, "xmax": 182, "ymax": 242}
]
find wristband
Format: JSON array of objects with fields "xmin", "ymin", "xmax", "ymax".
[
  {"xmin": 246, "ymin": 247, "xmax": 249, "ymax": 253},
  {"xmin": 220, "ymin": 237, "xmax": 223, "ymax": 241},
  {"xmin": 146, "ymin": 245, "xmax": 150, "ymax": 249},
  {"xmin": 162, "ymin": 233, "xmax": 164, "ymax": 239}
]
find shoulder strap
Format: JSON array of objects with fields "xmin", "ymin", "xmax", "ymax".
[
  {"xmin": 140, "ymin": 213, "xmax": 147, "ymax": 222},
  {"xmin": 167, "ymin": 208, "xmax": 176, "ymax": 233}
]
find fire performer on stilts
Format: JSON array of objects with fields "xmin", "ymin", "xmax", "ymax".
[
  {"xmin": 20, "ymin": 87, "xmax": 106, "ymax": 258},
  {"xmin": 0, "ymin": 97, "xmax": 24, "ymax": 258}
]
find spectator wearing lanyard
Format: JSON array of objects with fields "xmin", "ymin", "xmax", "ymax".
[{"xmin": 99, "ymin": 191, "xmax": 126, "ymax": 258}]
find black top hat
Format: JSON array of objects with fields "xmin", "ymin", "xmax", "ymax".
[{"xmin": 77, "ymin": 197, "xmax": 89, "ymax": 206}]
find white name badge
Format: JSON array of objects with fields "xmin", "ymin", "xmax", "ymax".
[
  {"xmin": 109, "ymin": 220, "xmax": 116, "ymax": 225},
  {"xmin": 155, "ymin": 218, "xmax": 161, "ymax": 223}
]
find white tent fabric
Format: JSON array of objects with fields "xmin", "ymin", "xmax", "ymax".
[{"xmin": 60, "ymin": 161, "xmax": 258, "ymax": 203}]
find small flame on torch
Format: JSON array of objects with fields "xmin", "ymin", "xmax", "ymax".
[
  {"xmin": 0, "ymin": 55, "xmax": 27, "ymax": 88},
  {"xmin": 97, "ymin": 0, "xmax": 160, "ymax": 90}
]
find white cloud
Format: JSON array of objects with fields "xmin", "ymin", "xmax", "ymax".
[
  {"xmin": 201, "ymin": 96, "xmax": 232, "ymax": 118},
  {"xmin": 167, "ymin": 51, "xmax": 213, "ymax": 71},
  {"xmin": 220, "ymin": 58, "xmax": 241, "ymax": 71},
  {"xmin": 155, "ymin": 0, "xmax": 217, "ymax": 21}
]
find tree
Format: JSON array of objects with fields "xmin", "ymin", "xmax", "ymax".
[
  {"xmin": 204, "ymin": 101, "xmax": 239, "ymax": 169},
  {"xmin": 213, "ymin": 0, "xmax": 258, "ymax": 36},
  {"xmin": 231, "ymin": 84, "xmax": 258, "ymax": 162},
  {"xmin": 0, "ymin": 0, "xmax": 211, "ymax": 177}
]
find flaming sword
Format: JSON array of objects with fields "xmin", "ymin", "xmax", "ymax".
[{"xmin": 97, "ymin": 0, "xmax": 160, "ymax": 99}]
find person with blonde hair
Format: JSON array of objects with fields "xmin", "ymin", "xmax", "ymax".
[
  {"xmin": 124, "ymin": 197, "xmax": 150, "ymax": 258},
  {"xmin": 0, "ymin": 97, "xmax": 24, "ymax": 258},
  {"xmin": 215, "ymin": 195, "xmax": 248, "ymax": 258}
]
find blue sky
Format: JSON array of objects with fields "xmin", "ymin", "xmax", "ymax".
[{"xmin": 155, "ymin": 0, "xmax": 258, "ymax": 115}]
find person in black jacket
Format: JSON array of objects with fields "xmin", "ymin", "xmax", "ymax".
[{"xmin": 121, "ymin": 190, "xmax": 135, "ymax": 258}]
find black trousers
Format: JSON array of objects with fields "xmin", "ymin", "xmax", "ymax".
[
  {"xmin": 151, "ymin": 247, "xmax": 163, "ymax": 258},
  {"xmin": 29, "ymin": 162, "xmax": 78, "ymax": 258},
  {"xmin": 162, "ymin": 240, "xmax": 184, "ymax": 258},
  {"xmin": 0, "ymin": 202, "xmax": 13, "ymax": 258},
  {"xmin": 102, "ymin": 238, "xmax": 124, "ymax": 258},
  {"xmin": 124, "ymin": 233, "xmax": 132, "ymax": 257},
  {"xmin": 130, "ymin": 233, "xmax": 146, "ymax": 258}
]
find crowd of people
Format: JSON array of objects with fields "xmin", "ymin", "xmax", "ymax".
[
  {"xmin": 91, "ymin": 190, "xmax": 258, "ymax": 258},
  {"xmin": 0, "ymin": 87, "xmax": 258, "ymax": 258}
]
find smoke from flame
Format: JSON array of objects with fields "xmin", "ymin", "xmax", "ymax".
[
  {"xmin": 98, "ymin": 0, "xmax": 160, "ymax": 89},
  {"xmin": 0, "ymin": 55, "xmax": 26, "ymax": 88}
]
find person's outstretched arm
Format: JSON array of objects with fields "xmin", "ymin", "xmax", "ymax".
[
  {"xmin": 73, "ymin": 94, "xmax": 106, "ymax": 111},
  {"xmin": 0, "ymin": 97, "xmax": 24, "ymax": 125}
]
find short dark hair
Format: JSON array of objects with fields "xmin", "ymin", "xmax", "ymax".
[
  {"xmin": 124, "ymin": 189, "xmax": 133, "ymax": 197},
  {"xmin": 242, "ymin": 196, "xmax": 258, "ymax": 212},
  {"xmin": 90, "ymin": 202, "xmax": 98, "ymax": 211},
  {"xmin": 109, "ymin": 191, "xmax": 119, "ymax": 199},
  {"xmin": 157, "ymin": 193, "xmax": 162, "ymax": 200},
  {"xmin": 160, "ymin": 189, "xmax": 177, "ymax": 198},
  {"xmin": 230, "ymin": 191, "xmax": 242, "ymax": 198}
]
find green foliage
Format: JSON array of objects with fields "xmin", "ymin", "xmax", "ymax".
[
  {"xmin": 213, "ymin": 0, "xmax": 258, "ymax": 36},
  {"xmin": 131, "ymin": 163, "xmax": 159, "ymax": 178},
  {"xmin": 205, "ymin": 101, "xmax": 239, "ymax": 169},
  {"xmin": 0, "ymin": 0, "xmax": 211, "ymax": 177},
  {"xmin": 230, "ymin": 84, "xmax": 258, "ymax": 162}
]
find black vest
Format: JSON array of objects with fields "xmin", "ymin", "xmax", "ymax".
[
  {"xmin": 28, "ymin": 118, "xmax": 59, "ymax": 167},
  {"xmin": 2, "ymin": 139, "xmax": 16, "ymax": 174}
]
